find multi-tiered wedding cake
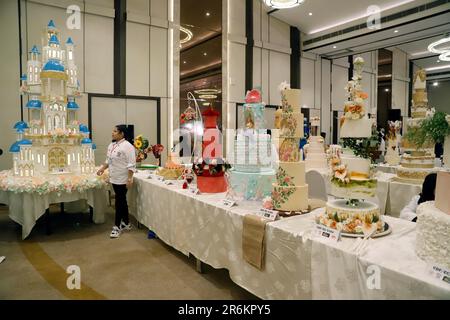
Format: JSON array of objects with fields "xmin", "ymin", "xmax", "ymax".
[
  {"xmin": 317, "ymin": 57, "xmax": 384, "ymax": 235},
  {"xmin": 384, "ymin": 121, "xmax": 401, "ymax": 166},
  {"xmin": 416, "ymin": 172, "xmax": 450, "ymax": 269},
  {"xmin": 228, "ymin": 89, "xmax": 275, "ymax": 201},
  {"xmin": 10, "ymin": 20, "xmax": 95, "ymax": 177},
  {"xmin": 305, "ymin": 117, "xmax": 328, "ymax": 171},
  {"xmin": 397, "ymin": 69, "xmax": 437, "ymax": 183},
  {"xmin": 271, "ymin": 84, "xmax": 309, "ymax": 212}
]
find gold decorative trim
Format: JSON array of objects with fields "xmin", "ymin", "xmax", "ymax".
[
  {"xmin": 40, "ymin": 71, "xmax": 68, "ymax": 81},
  {"xmin": 400, "ymin": 163, "xmax": 434, "ymax": 169}
]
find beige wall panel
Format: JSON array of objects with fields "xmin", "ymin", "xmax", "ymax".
[
  {"xmin": 228, "ymin": 42, "xmax": 246, "ymax": 103},
  {"xmin": 126, "ymin": 22, "xmax": 150, "ymax": 96},
  {"xmin": 150, "ymin": 0, "xmax": 168, "ymax": 20},
  {"xmin": 85, "ymin": 13, "xmax": 114, "ymax": 94},
  {"xmin": 91, "ymin": 97, "xmax": 126, "ymax": 166},
  {"xmin": 228, "ymin": 0, "xmax": 245, "ymax": 37},
  {"xmin": 269, "ymin": 51, "xmax": 290, "ymax": 106},
  {"xmin": 301, "ymin": 57, "xmax": 315, "ymax": 109},
  {"xmin": 268, "ymin": 16, "xmax": 290, "ymax": 48},
  {"xmin": 150, "ymin": 26, "xmax": 168, "ymax": 97},
  {"xmin": 0, "ymin": 0, "xmax": 21, "ymax": 170},
  {"xmin": 128, "ymin": 0, "xmax": 150, "ymax": 14}
]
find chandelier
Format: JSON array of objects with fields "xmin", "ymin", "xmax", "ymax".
[
  {"xmin": 180, "ymin": 26, "xmax": 193, "ymax": 44},
  {"xmin": 263, "ymin": 0, "xmax": 304, "ymax": 9},
  {"xmin": 428, "ymin": 35, "xmax": 450, "ymax": 62}
]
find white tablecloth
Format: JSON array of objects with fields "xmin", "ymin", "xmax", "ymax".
[
  {"xmin": 129, "ymin": 172, "xmax": 450, "ymax": 299},
  {"xmin": 0, "ymin": 187, "xmax": 108, "ymax": 239},
  {"xmin": 376, "ymin": 163, "xmax": 398, "ymax": 174}
]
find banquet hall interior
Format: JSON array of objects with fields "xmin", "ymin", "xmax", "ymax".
[{"xmin": 0, "ymin": 0, "xmax": 450, "ymax": 300}]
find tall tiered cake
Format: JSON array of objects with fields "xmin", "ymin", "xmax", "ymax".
[
  {"xmin": 228, "ymin": 89, "xmax": 275, "ymax": 201},
  {"xmin": 384, "ymin": 121, "xmax": 401, "ymax": 166},
  {"xmin": 416, "ymin": 171, "xmax": 450, "ymax": 269},
  {"xmin": 193, "ymin": 106, "xmax": 229, "ymax": 193},
  {"xmin": 317, "ymin": 57, "xmax": 384, "ymax": 235},
  {"xmin": 305, "ymin": 117, "xmax": 328, "ymax": 171},
  {"xmin": 10, "ymin": 20, "xmax": 95, "ymax": 177},
  {"xmin": 397, "ymin": 69, "xmax": 437, "ymax": 183},
  {"xmin": 271, "ymin": 84, "xmax": 309, "ymax": 212}
]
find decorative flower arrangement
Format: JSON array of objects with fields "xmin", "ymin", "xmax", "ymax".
[
  {"xmin": 133, "ymin": 135, "xmax": 164, "ymax": 163},
  {"xmin": 180, "ymin": 106, "xmax": 197, "ymax": 124},
  {"xmin": 405, "ymin": 111, "xmax": 450, "ymax": 148},
  {"xmin": 192, "ymin": 157, "xmax": 231, "ymax": 177},
  {"xmin": 262, "ymin": 196, "xmax": 273, "ymax": 210},
  {"xmin": 0, "ymin": 170, "xmax": 107, "ymax": 195}
]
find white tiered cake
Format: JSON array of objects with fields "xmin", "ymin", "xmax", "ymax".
[
  {"xmin": 397, "ymin": 69, "xmax": 437, "ymax": 183},
  {"xmin": 229, "ymin": 89, "xmax": 275, "ymax": 201},
  {"xmin": 271, "ymin": 84, "xmax": 308, "ymax": 212},
  {"xmin": 305, "ymin": 117, "xmax": 328, "ymax": 171},
  {"xmin": 317, "ymin": 57, "xmax": 384, "ymax": 236},
  {"xmin": 416, "ymin": 171, "xmax": 450, "ymax": 269}
]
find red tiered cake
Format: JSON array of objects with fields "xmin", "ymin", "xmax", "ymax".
[{"xmin": 194, "ymin": 106, "xmax": 229, "ymax": 193}]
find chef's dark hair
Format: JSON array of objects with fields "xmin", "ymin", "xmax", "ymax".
[
  {"xmin": 115, "ymin": 124, "xmax": 132, "ymax": 142},
  {"xmin": 418, "ymin": 173, "xmax": 437, "ymax": 205}
]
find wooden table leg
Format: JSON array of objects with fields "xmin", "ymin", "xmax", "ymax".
[
  {"xmin": 45, "ymin": 209, "xmax": 52, "ymax": 235},
  {"xmin": 196, "ymin": 258, "xmax": 204, "ymax": 274}
]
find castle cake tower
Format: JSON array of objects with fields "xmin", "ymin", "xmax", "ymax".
[
  {"xmin": 317, "ymin": 57, "xmax": 384, "ymax": 236},
  {"xmin": 396, "ymin": 69, "xmax": 437, "ymax": 183},
  {"xmin": 228, "ymin": 89, "xmax": 275, "ymax": 201},
  {"xmin": 305, "ymin": 117, "xmax": 328, "ymax": 171},
  {"xmin": 271, "ymin": 83, "xmax": 309, "ymax": 212},
  {"xmin": 10, "ymin": 20, "xmax": 95, "ymax": 177}
]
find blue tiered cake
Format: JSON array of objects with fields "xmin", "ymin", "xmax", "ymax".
[{"xmin": 228, "ymin": 89, "xmax": 275, "ymax": 201}]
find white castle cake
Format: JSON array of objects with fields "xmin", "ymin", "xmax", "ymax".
[
  {"xmin": 305, "ymin": 117, "xmax": 328, "ymax": 171},
  {"xmin": 10, "ymin": 20, "xmax": 95, "ymax": 177},
  {"xmin": 228, "ymin": 89, "xmax": 275, "ymax": 201},
  {"xmin": 397, "ymin": 69, "xmax": 437, "ymax": 183},
  {"xmin": 271, "ymin": 84, "xmax": 308, "ymax": 212}
]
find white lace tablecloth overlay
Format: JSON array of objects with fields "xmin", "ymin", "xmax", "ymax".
[
  {"xmin": 0, "ymin": 187, "xmax": 107, "ymax": 239},
  {"xmin": 129, "ymin": 172, "xmax": 450, "ymax": 300}
]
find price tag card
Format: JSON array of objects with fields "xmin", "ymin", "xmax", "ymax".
[
  {"xmin": 314, "ymin": 224, "xmax": 341, "ymax": 242},
  {"xmin": 256, "ymin": 208, "xmax": 279, "ymax": 221},
  {"xmin": 429, "ymin": 264, "xmax": 450, "ymax": 285},
  {"xmin": 221, "ymin": 199, "xmax": 236, "ymax": 208},
  {"xmin": 189, "ymin": 187, "xmax": 200, "ymax": 195}
]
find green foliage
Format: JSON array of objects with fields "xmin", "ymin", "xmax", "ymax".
[
  {"xmin": 406, "ymin": 112, "xmax": 450, "ymax": 147},
  {"xmin": 340, "ymin": 130, "xmax": 381, "ymax": 163}
]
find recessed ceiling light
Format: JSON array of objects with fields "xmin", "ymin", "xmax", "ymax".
[
  {"xmin": 385, "ymin": 88, "xmax": 390, "ymax": 92},
  {"xmin": 437, "ymin": 60, "xmax": 440, "ymax": 63},
  {"xmin": 332, "ymin": 46, "xmax": 337, "ymax": 49},
  {"xmin": 308, "ymin": 12, "xmax": 312, "ymax": 16},
  {"xmin": 183, "ymin": 61, "xmax": 187, "ymax": 64},
  {"xmin": 433, "ymin": 82, "xmax": 439, "ymax": 87},
  {"xmin": 206, "ymin": 12, "xmax": 210, "ymax": 16},
  {"xmin": 394, "ymin": 30, "xmax": 399, "ymax": 33},
  {"xmin": 203, "ymin": 52, "xmax": 207, "ymax": 56}
]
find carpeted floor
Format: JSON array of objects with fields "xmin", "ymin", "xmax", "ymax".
[{"xmin": 0, "ymin": 204, "xmax": 257, "ymax": 300}]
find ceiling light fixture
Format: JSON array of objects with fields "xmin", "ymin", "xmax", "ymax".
[
  {"xmin": 180, "ymin": 26, "xmax": 193, "ymax": 44},
  {"xmin": 428, "ymin": 35, "xmax": 450, "ymax": 54},
  {"xmin": 426, "ymin": 65, "xmax": 450, "ymax": 72},
  {"xmin": 308, "ymin": 12, "xmax": 312, "ymax": 16},
  {"xmin": 439, "ymin": 51, "xmax": 450, "ymax": 62},
  {"xmin": 394, "ymin": 30, "xmax": 399, "ymax": 33},
  {"xmin": 203, "ymin": 52, "xmax": 207, "ymax": 56},
  {"xmin": 385, "ymin": 88, "xmax": 390, "ymax": 92},
  {"xmin": 433, "ymin": 82, "xmax": 439, "ymax": 87},
  {"xmin": 332, "ymin": 45, "xmax": 337, "ymax": 49},
  {"xmin": 263, "ymin": 0, "xmax": 304, "ymax": 9}
]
